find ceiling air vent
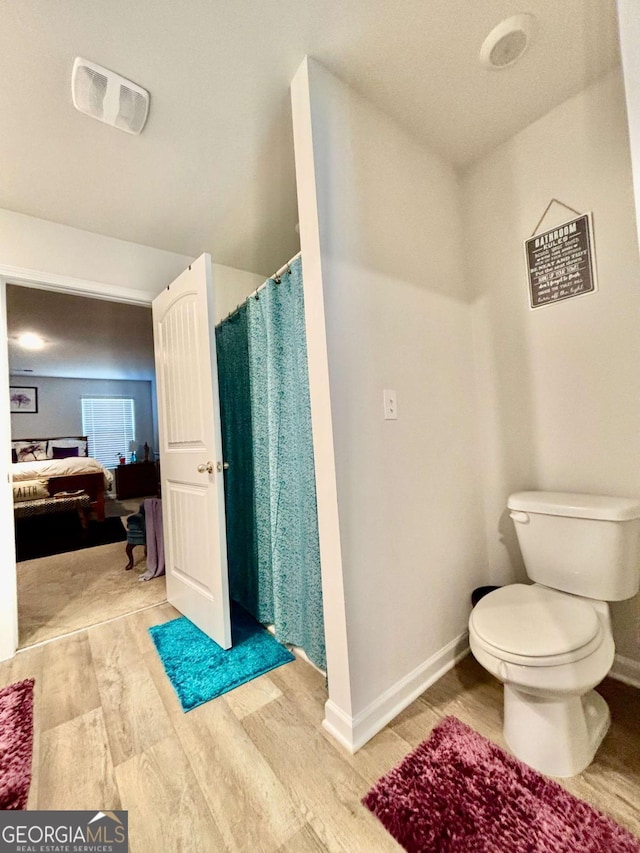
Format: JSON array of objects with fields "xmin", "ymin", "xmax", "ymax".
[
  {"xmin": 479, "ymin": 15, "xmax": 536, "ymax": 70},
  {"xmin": 71, "ymin": 57, "xmax": 150, "ymax": 134}
]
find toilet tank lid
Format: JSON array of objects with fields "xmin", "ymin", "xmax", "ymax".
[{"xmin": 508, "ymin": 491, "xmax": 640, "ymax": 521}]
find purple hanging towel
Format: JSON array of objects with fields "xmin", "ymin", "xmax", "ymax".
[{"xmin": 140, "ymin": 497, "xmax": 165, "ymax": 581}]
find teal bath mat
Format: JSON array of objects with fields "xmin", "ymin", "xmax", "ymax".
[{"xmin": 149, "ymin": 605, "xmax": 294, "ymax": 711}]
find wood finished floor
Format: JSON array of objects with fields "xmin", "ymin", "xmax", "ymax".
[{"xmin": 2, "ymin": 603, "xmax": 639, "ymax": 851}]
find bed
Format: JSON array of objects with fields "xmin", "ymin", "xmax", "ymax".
[{"xmin": 11, "ymin": 436, "xmax": 113, "ymax": 521}]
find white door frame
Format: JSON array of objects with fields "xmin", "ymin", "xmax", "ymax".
[{"xmin": 0, "ymin": 264, "xmax": 154, "ymax": 662}]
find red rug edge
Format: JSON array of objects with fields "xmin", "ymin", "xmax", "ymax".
[
  {"xmin": 361, "ymin": 714, "xmax": 640, "ymax": 853},
  {"xmin": 0, "ymin": 677, "xmax": 35, "ymax": 810}
]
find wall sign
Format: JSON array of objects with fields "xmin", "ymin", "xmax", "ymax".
[{"xmin": 524, "ymin": 213, "xmax": 597, "ymax": 309}]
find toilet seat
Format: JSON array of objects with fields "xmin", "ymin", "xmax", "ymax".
[{"xmin": 469, "ymin": 584, "xmax": 603, "ymax": 667}]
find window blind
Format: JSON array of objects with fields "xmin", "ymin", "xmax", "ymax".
[{"xmin": 81, "ymin": 397, "xmax": 136, "ymax": 469}]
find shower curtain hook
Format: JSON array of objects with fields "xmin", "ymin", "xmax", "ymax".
[
  {"xmin": 274, "ymin": 273, "xmax": 281, "ymax": 284},
  {"xmin": 286, "ymin": 263, "xmax": 291, "ymax": 276}
]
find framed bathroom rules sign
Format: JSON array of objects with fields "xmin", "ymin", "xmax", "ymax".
[{"xmin": 524, "ymin": 213, "xmax": 597, "ymax": 309}]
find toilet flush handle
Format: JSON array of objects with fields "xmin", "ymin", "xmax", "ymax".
[{"xmin": 510, "ymin": 511, "xmax": 530, "ymax": 524}]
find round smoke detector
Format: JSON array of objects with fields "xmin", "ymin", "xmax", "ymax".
[{"xmin": 479, "ymin": 14, "xmax": 536, "ymax": 69}]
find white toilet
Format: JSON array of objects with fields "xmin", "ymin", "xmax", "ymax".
[{"xmin": 469, "ymin": 490, "xmax": 640, "ymax": 778}]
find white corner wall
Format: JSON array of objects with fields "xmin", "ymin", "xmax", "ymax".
[
  {"xmin": 462, "ymin": 69, "xmax": 640, "ymax": 662},
  {"xmin": 212, "ymin": 264, "xmax": 264, "ymax": 323},
  {"xmin": 292, "ymin": 58, "xmax": 486, "ymax": 750}
]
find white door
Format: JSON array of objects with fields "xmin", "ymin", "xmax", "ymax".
[{"xmin": 152, "ymin": 253, "xmax": 231, "ymax": 648}]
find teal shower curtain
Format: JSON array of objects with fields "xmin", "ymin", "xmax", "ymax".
[
  {"xmin": 215, "ymin": 305, "xmax": 258, "ymax": 610},
  {"xmin": 215, "ymin": 257, "xmax": 326, "ymax": 670}
]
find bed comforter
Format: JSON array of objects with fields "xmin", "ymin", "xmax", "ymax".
[{"xmin": 12, "ymin": 457, "xmax": 113, "ymax": 490}]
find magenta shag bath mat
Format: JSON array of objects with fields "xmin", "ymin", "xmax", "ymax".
[
  {"xmin": 363, "ymin": 715, "xmax": 640, "ymax": 853},
  {"xmin": 0, "ymin": 678, "xmax": 35, "ymax": 810}
]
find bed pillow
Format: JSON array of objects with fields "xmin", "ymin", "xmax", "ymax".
[
  {"xmin": 46, "ymin": 438, "xmax": 88, "ymax": 458},
  {"xmin": 13, "ymin": 479, "xmax": 49, "ymax": 502},
  {"xmin": 51, "ymin": 445, "xmax": 80, "ymax": 459},
  {"xmin": 14, "ymin": 441, "xmax": 49, "ymax": 462}
]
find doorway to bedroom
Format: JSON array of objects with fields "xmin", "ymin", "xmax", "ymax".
[{"xmin": 7, "ymin": 283, "xmax": 167, "ymax": 648}]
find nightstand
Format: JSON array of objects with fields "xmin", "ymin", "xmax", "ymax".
[{"xmin": 115, "ymin": 461, "xmax": 158, "ymax": 500}]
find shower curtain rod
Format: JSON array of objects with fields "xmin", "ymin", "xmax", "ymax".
[
  {"xmin": 219, "ymin": 250, "xmax": 302, "ymax": 325},
  {"xmin": 271, "ymin": 250, "xmax": 302, "ymax": 283}
]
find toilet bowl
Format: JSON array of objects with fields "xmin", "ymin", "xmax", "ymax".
[
  {"xmin": 469, "ymin": 491, "xmax": 640, "ymax": 778},
  {"xmin": 469, "ymin": 583, "xmax": 614, "ymax": 777}
]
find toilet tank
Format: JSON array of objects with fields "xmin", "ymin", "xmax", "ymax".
[{"xmin": 508, "ymin": 491, "xmax": 640, "ymax": 601}]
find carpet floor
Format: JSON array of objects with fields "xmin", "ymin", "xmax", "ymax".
[
  {"xmin": 18, "ymin": 540, "xmax": 166, "ymax": 648},
  {"xmin": 104, "ymin": 495, "xmax": 144, "ymax": 518},
  {"xmin": 0, "ymin": 678, "xmax": 34, "ymax": 810},
  {"xmin": 149, "ymin": 605, "xmax": 294, "ymax": 711},
  {"xmin": 15, "ymin": 514, "xmax": 127, "ymax": 561},
  {"xmin": 363, "ymin": 715, "xmax": 640, "ymax": 853}
]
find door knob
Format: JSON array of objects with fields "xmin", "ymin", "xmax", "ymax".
[
  {"xmin": 217, "ymin": 461, "xmax": 230, "ymax": 472},
  {"xmin": 197, "ymin": 461, "xmax": 214, "ymax": 474}
]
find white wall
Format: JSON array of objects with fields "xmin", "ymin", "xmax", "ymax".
[
  {"xmin": 213, "ymin": 264, "xmax": 264, "ymax": 323},
  {"xmin": 292, "ymin": 58, "xmax": 486, "ymax": 748},
  {"xmin": 618, "ymin": 0, "xmax": 640, "ymax": 257},
  {"xmin": 463, "ymin": 69, "xmax": 640, "ymax": 660},
  {"xmin": 0, "ymin": 206, "xmax": 263, "ymax": 311},
  {"xmin": 0, "ymin": 208, "xmax": 193, "ymax": 296},
  {"xmin": 10, "ymin": 375, "xmax": 156, "ymax": 462}
]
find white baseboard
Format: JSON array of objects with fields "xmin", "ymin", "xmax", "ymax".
[
  {"xmin": 609, "ymin": 653, "xmax": 640, "ymax": 689},
  {"xmin": 323, "ymin": 632, "xmax": 470, "ymax": 753},
  {"xmin": 323, "ymin": 701, "xmax": 356, "ymax": 752}
]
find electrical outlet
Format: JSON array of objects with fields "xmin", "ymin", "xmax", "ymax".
[{"xmin": 383, "ymin": 389, "xmax": 397, "ymax": 420}]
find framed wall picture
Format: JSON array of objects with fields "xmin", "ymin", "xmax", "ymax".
[{"xmin": 10, "ymin": 386, "xmax": 38, "ymax": 414}]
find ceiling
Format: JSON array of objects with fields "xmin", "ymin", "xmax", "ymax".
[
  {"xmin": 0, "ymin": 1, "xmax": 621, "ymax": 277},
  {"xmin": 7, "ymin": 285, "xmax": 155, "ymax": 381}
]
